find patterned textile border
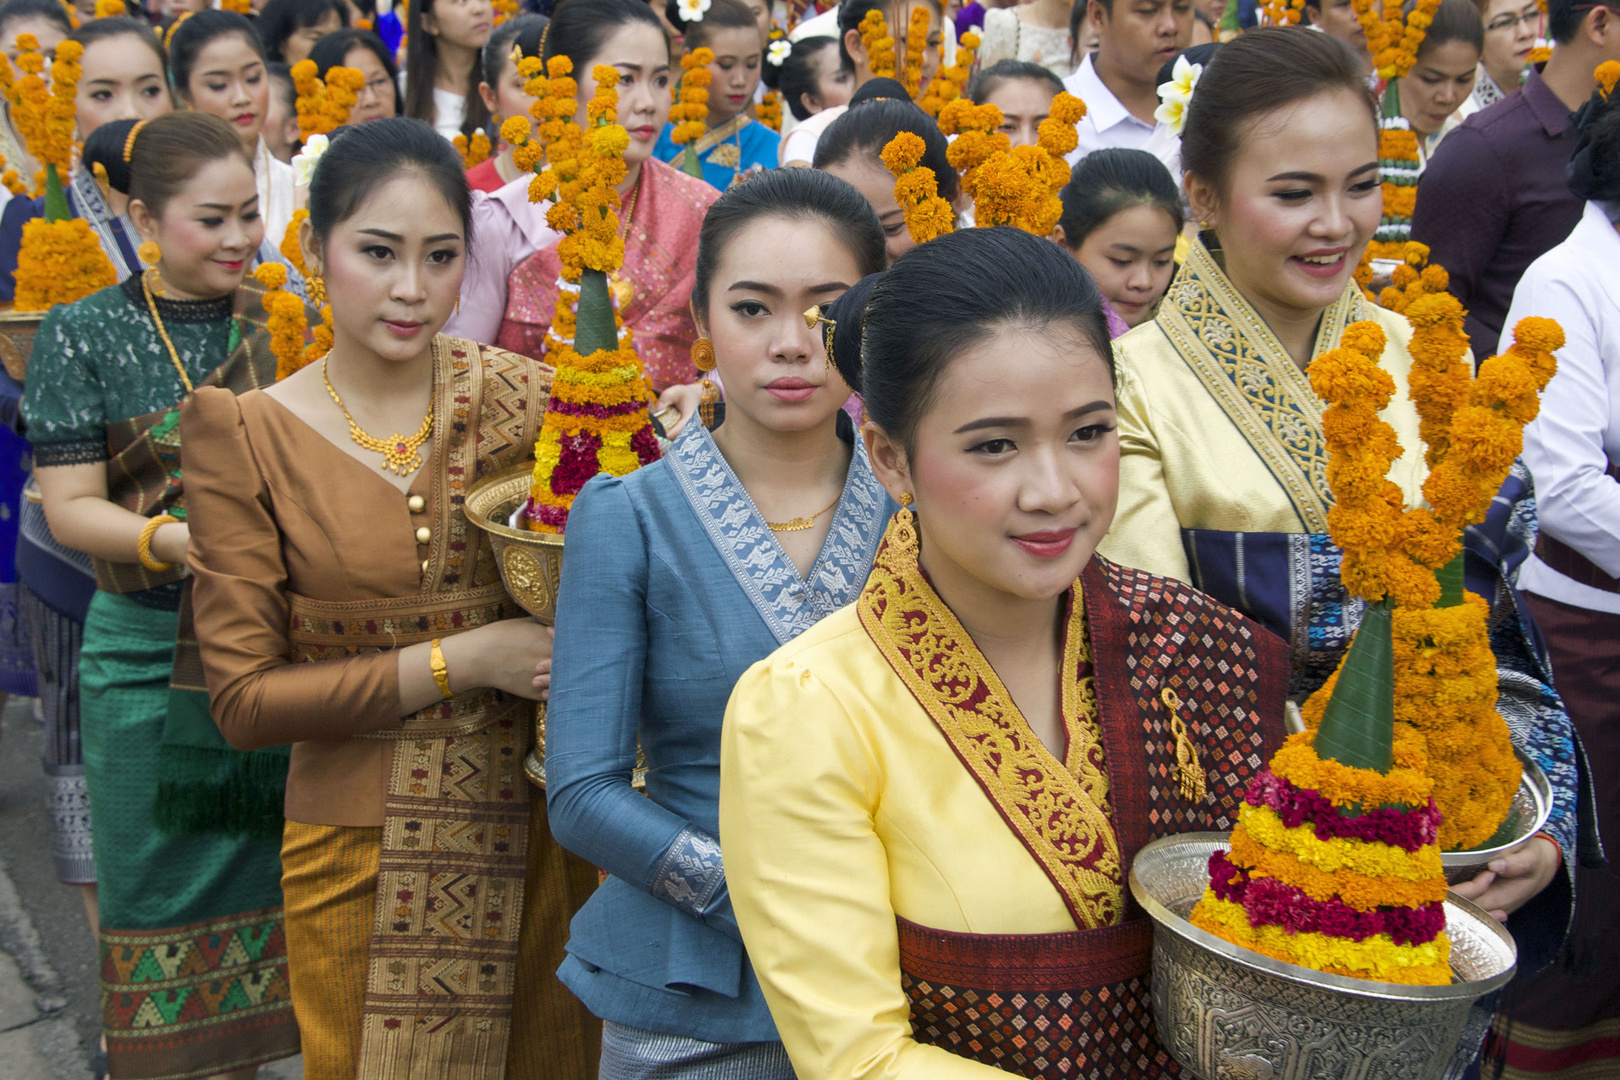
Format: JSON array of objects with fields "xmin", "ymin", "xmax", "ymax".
[{"xmin": 101, "ymin": 905, "xmax": 298, "ymax": 1080}]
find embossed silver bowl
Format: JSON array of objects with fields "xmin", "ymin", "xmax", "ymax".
[
  {"xmin": 1440, "ymin": 749, "xmax": 1551, "ymax": 884},
  {"xmin": 465, "ymin": 461, "xmax": 646, "ymax": 790},
  {"xmin": 1129, "ymin": 833, "xmax": 1517, "ymax": 1080}
]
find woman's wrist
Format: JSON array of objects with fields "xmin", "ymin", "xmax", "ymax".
[
  {"xmin": 149, "ymin": 521, "xmax": 189, "ymax": 566},
  {"xmin": 434, "ymin": 630, "xmax": 482, "ymax": 695}
]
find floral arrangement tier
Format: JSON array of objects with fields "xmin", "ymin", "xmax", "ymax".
[
  {"xmin": 1191, "ymin": 311, "xmax": 1562, "ymax": 985},
  {"xmin": 505, "ymin": 65, "xmax": 662, "ymax": 534}
]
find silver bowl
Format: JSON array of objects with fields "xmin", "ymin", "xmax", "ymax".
[
  {"xmin": 1440, "ymin": 749, "xmax": 1551, "ymax": 884},
  {"xmin": 1129, "ymin": 832, "xmax": 1517, "ymax": 1080},
  {"xmin": 464, "ymin": 461, "xmax": 645, "ymax": 790}
]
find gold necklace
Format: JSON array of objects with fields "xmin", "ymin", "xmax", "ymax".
[
  {"xmin": 766, "ymin": 491, "xmax": 841, "ymax": 532},
  {"xmin": 321, "ymin": 355, "xmax": 434, "ymax": 475},
  {"xmin": 143, "ymin": 270, "xmax": 196, "ymax": 395},
  {"xmin": 608, "ymin": 171, "xmax": 643, "ymax": 309}
]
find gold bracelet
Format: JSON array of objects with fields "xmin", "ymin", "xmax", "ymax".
[
  {"xmin": 429, "ymin": 638, "xmax": 453, "ymax": 698},
  {"xmin": 137, "ymin": 514, "xmax": 179, "ymax": 572}
]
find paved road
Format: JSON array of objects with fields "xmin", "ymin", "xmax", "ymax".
[{"xmin": 0, "ymin": 697, "xmax": 303, "ymax": 1079}]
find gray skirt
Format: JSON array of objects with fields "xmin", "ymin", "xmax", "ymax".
[{"xmin": 599, "ymin": 1022, "xmax": 795, "ymax": 1080}]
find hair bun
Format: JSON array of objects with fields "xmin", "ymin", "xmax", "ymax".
[
  {"xmin": 82, "ymin": 118, "xmax": 138, "ymax": 195},
  {"xmin": 823, "ymin": 271, "xmax": 884, "ymax": 394},
  {"xmin": 850, "ymin": 77, "xmax": 910, "ymax": 107}
]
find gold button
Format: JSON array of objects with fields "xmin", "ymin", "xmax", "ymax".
[
  {"xmin": 421, "ymin": 560, "xmax": 429, "ymax": 574},
  {"xmin": 407, "ymin": 495, "xmax": 425, "ymax": 513},
  {"xmin": 415, "ymin": 526, "xmax": 432, "ymax": 544}
]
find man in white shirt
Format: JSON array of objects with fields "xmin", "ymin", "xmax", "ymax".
[{"xmin": 1062, "ymin": 0, "xmax": 1192, "ymax": 176}]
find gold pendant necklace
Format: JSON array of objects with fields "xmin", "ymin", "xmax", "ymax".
[
  {"xmin": 766, "ymin": 491, "xmax": 841, "ymax": 532},
  {"xmin": 322, "ymin": 355, "xmax": 434, "ymax": 475},
  {"xmin": 607, "ymin": 171, "xmax": 642, "ymax": 310},
  {"xmin": 143, "ymin": 269, "xmax": 196, "ymax": 395}
]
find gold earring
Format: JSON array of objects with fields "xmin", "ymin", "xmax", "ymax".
[
  {"xmin": 307, "ymin": 274, "xmax": 327, "ymax": 307},
  {"xmin": 888, "ymin": 492, "xmax": 918, "ymax": 566},
  {"xmin": 137, "ymin": 240, "xmax": 160, "ymax": 266},
  {"xmin": 690, "ymin": 337, "xmax": 716, "ymax": 372},
  {"xmin": 804, "ymin": 305, "xmax": 836, "ymax": 372}
]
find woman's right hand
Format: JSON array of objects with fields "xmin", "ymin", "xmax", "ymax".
[
  {"xmin": 443, "ymin": 618, "xmax": 556, "ymax": 700},
  {"xmin": 150, "ymin": 520, "xmax": 192, "ymax": 568}
]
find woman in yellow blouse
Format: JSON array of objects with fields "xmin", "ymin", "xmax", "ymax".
[{"xmin": 719, "ymin": 226, "xmax": 1290, "ymax": 1080}]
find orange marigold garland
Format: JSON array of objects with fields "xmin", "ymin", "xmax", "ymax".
[
  {"xmin": 279, "ymin": 208, "xmax": 311, "ymax": 278},
  {"xmin": 939, "ymin": 92, "xmax": 1084, "ymax": 235},
  {"xmin": 253, "ymin": 263, "xmax": 313, "ymax": 380},
  {"xmin": 1352, "ymin": 0, "xmax": 1442, "ymax": 81},
  {"xmin": 492, "ymin": 0, "xmax": 518, "ymax": 24},
  {"xmin": 454, "ymin": 130, "xmax": 492, "ymax": 168},
  {"xmin": 757, "ymin": 90, "xmax": 783, "ymax": 132},
  {"xmin": 921, "ymin": 29, "xmax": 976, "ymax": 117},
  {"xmin": 8, "ymin": 39, "xmax": 115, "ymax": 311},
  {"xmin": 881, "ymin": 131, "xmax": 954, "ymax": 244},
  {"xmin": 219, "ymin": 0, "xmax": 250, "ymax": 13},
  {"xmin": 291, "ymin": 60, "xmax": 366, "ymax": 141},
  {"xmin": 669, "ymin": 48, "xmax": 713, "ymax": 179},
  {"xmin": 860, "ymin": 9, "xmax": 897, "ymax": 80},
  {"xmin": 901, "ymin": 5, "xmax": 930, "ymax": 99},
  {"xmin": 93, "ymin": 0, "xmax": 126, "ymax": 15},
  {"xmin": 522, "ymin": 66, "xmax": 662, "ymax": 534},
  {"xmin": 1258, "ymin": 0, "xmax": 1305, "ymax": 24}
]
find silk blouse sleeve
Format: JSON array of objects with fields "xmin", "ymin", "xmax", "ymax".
[
  {"xmin": 181, "ymin": 387, "xmax": 400, "ymax": 749},
  {"xmin": 544, "ymin": 471, "xmax": 741, "ymax": 939},
  {"xmin": 720, "ymin": 655, "xmax": 1007, "ymax": 1080},
  {"xmin": 1100, "ymin": 346, "xmax": 1193, "ymax": 581}
]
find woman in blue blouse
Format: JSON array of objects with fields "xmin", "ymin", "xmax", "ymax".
[
  {"xmin": 544, "ymin": 168, "xmax": 888, "ymax": 1076},
  {"xmin": 653, "ymin": 0, "xmax": 781, "ymax": 190}
]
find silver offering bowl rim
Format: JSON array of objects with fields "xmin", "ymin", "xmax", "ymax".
[
  {"xmin": 1438, "ymin": 747, "xmax": 1551, "ymax": 876},
  {"xmin": 1129, "ymin": 832, "xmax": 1518, "ymax": 1003},
  {"xmin": 463, "ymin": 461, "xmax": 564, "ymax": 552}
]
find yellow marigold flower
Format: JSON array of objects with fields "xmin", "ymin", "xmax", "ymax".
[
  {"xmin": 589, "ymin": 124, "xmax": 629, "ymax": 159},
  {"xmin": 500, "ymin": 115, "xmax": 530, "ymax": 146},
  {"xmin": 1598, "ymin": 59, "xmax": 1620, "ymax": 97},
  {"xmin": 881, "ymin": 131, "xmax": 926, "ymax": 174},
  {"xmin": 1508, "ymin": 316, "xmax": 1564, "ymax": 356},
  {"xmin": 1338, "ymin": 320, "xmax": 1387, "ymax": 357},
  {"xmin": 254, "ymin": 262, "xmax": 287, "ymax": 289}
]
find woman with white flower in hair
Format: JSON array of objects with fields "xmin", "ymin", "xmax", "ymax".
[{"xmin": 653, "ymin": 0, "xmax": 782, "ymax": 190}]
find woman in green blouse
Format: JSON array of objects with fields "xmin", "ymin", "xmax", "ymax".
[{"xmin": 21, "ymin": 112, "xmax": 305, "ymax": 1080}]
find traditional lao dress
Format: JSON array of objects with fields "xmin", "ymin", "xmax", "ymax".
[
  {"xmin": 544, "ymin": 417, "xmax": 892, "ymax": 1074},
  {"xmin": 21, "ymin": 276, "xmax": 303, "ymax": 1079},
  {"xmin": 719, "ymin": 529, "xmax": 1290, "ymax": 1079},
  {"xmin": 1099, "ymin": 235, "xmax": 1592, "ymax": 979},
  {"xmin": 182, "ymin": 337, "xmax": 601, "ymax": 1080},
  {"xmin": 652, "ymin": 116, "xmax": 782, "ymax": 192}
]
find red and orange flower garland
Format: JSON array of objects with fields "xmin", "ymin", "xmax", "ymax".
[{"xmin": 516, "ymin": 67, "xmax": 662, "ymax": 533}]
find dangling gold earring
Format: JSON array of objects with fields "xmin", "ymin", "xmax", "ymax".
[
  {"xmin": 890, "ymin": 492, "xmax": 918, "ymax": 566},
  {"xmin": 690, "ymin": 337, "xmax": 720, "ymax": 429},
  {"xmin": 307, "ymin": 273, "xmax": 327, "ymax": 307},
  {"xmin": 137, "ymin": 240, "xmax": 160, "ymax": 266}
]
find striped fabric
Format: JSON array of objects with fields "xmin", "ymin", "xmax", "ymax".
[
  {"xmin": 19, "ymin": 583, "xmax": 92, "ymax": 884},
  {"xmin": 599, "ymin": 1022, "xmax": 795, "ymax": 1080}
]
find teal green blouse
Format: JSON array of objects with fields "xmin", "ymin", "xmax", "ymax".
[{"xmin": 23, "ymin": 276, "xmax": 238, "ymax": 467}]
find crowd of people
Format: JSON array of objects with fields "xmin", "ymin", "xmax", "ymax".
[{"xmin": 0, "ymin": 0, "xmax": 1611, "ymax": 1078}]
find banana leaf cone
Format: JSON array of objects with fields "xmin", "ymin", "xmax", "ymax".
[
  {"xmin": 575, "ymin": 266, "xmax": 617, "ymax": 355},
  {"xmin": 1313, "ymin": 599, "xmax": 1396, "ymax": 783},
  {"xmin": 680, "ymin": 142, "xmax": 704, "ymax": 180},
  {"xmin": 42, "ymin": 164, "xmax": 69, "ymax": 223}
]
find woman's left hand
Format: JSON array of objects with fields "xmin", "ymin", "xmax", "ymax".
[
  {"xmin": 1450, "ymin": 835, "xmax": 1562, "ymax": 922},
  {"xmin": 656, "ymin": 382, "xmax": 704, "ymax": 440}
]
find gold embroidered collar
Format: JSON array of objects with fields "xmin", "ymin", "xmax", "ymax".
[
  {"xmin": 694, "ymin": 114, "xmax": 751, "ymax": 158},
  {"xmin": 1154, "ymin": 236, "xmax": 1366, "ymax": 533},
  {"xmin": 856, "ymin": 525, "xmax": 1123, "ymax": 930}
]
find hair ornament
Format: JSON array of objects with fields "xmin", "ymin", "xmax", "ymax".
[
  {"xmin": 1154, "ymin": 53, "xmax": 1201, "ymax": 136},
  {"xmin": 804, "ymin": 304, "xmax": 835, "ymax": 359},
  {"xmin": 164, "ymin": 10, "xmax": 191, "ymax": 49},
  {"xmin": 290, "ymin": 132, "xmax": 331, "ymax": 187},
  {"xmin": 677, "ymin": 0, "xmax": 712, "ymax": 23},
  {"xmin": 767, "ymin": 38, "xmax": 791, "ymax": 66},
  {"xmin": 123, "ymin": 119, "xmax": 148, "ymax": 164}
]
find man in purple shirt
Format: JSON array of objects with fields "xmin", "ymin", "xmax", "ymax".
[{"xmin": 1410, "ymin": 0, "xmax": 1620, "ymax": 355}]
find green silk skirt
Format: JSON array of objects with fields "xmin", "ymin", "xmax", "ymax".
[{"xmin": 80, "ymin": 591, "xmax": 299, "ymax": 1079}]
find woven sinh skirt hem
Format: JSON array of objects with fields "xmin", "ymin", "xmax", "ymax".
[
  {"xmin": 22, "ymin": 583, "xmax": 92, "ymax": 884},
  {"xmin": 283, "ymin": 794, "xmax": 603, "ymax": 1080},
  {"xmin": 598, "ymin": 1024, "xmax": 795, "ymax": 1080}
]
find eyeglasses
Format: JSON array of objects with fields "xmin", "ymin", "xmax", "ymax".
[{"xmin": 1485, "ymin": 8, "xmax": 1541, "ymax": 31}]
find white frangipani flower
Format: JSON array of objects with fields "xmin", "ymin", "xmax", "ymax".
[
  {"xmin": 767, "ymin": 39, "xmax": 791, "ymax": 66},
  {"xmin": 677, "ymin": 0, "xmax": 711, "ymax": 23},
  {"xmin": 1152, "ymin": 54, "xmax": 1202, "ymax": 135},
  {"xmin": 290, "ymin": 133, "xmax": 329, "ymax": 187}
]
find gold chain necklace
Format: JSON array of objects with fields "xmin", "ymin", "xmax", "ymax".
[
  {"xmin": 321, "ymin": 355, "xmax": 434, "ymax": 475},
  {"xmin": 608, "ymin": 170, "xmax": 643, "ymax": 309},
  {"xmin": 766, "ymin": 491, "xmax": 841, "ymax": 532},
  {"xmin": 143, "ymin": 270, "xmax": 197, "ymax": 395}
]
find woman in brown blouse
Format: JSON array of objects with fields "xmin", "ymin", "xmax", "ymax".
[{"xmin": 181, "ymin": 118, "xmax": 600, "ymax": 1080}]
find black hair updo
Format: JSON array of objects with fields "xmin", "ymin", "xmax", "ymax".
[{"xmin": 305, "ymin": 117, "xmax": 471, "ymax": 253}]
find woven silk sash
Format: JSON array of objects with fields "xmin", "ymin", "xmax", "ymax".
[
  {"xmin": 897, "ymin": 916, "xmax": 1178, "ymax": 1079},
  {"xmin": 97, "ymin": 279, "xmax": 279, "ymax": 596},
  {"xmin": 1154, "ymin": 238, "xmax": 1365, "ymax": 534}
]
